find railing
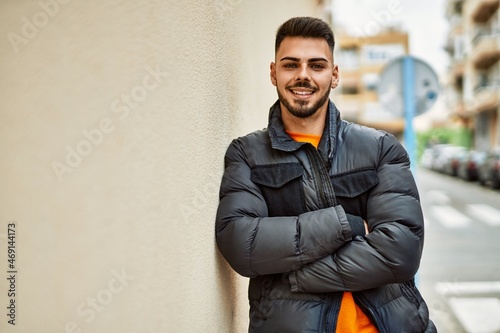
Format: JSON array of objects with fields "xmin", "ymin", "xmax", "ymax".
[
  {"xmin": 473, "ymin": 80, "xmax": 500, "ymax": 93},
  {"xmin": 471, "ymin": 27, "xmax": 497, "ymax": 45}
]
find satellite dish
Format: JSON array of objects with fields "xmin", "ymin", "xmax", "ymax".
[{"xmin": 377, "ymin": 56, "xmax": 440, "ymax": 118}]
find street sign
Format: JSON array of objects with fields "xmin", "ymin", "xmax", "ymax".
[
  {"xmin": 378, "ymin": 56, "xmax": 440, "ymax": 118},
  {"xmin": 377, "ymin": 56, "xmax": 440, "ymax": 174}
]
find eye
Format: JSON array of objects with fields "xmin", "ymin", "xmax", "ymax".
[
  {"xmin": 310, "ymin": 64, "xmax": 325, "ymax": 69},
  {"xmin": 283, "ymin": 63, "xmax": 298, "ymax": 68}
]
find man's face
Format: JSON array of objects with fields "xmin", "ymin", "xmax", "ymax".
[{"xmin": 270, "ymin": 37, "xmax": 339, "ymax": 119}]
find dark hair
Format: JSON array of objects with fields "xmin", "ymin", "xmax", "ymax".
[{"xmin": 275, "ymin": 17, "xmax": 335, "ymax": 54}]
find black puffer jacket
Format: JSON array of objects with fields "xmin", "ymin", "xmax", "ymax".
[{"xmin": 216, "ymin": 100, "xmax": 436, "ymax": 333}]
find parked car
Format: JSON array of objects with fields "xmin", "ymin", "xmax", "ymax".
[
  {"xmin": 457, "ymin": 150, "xmax": 487, "ymax": 181},
  {"xmin": 478, "ymin": 147, "xmax": 500, "ymax": 189},
  {"xmin": 428, "ymin": 144, "xmax": 454, "ymax": 172},
  {"xmin": 420, "ymin": 148, "xmax": 434, "ymax": 169},
  {"xmin": 433, "ymin": 145, "xmax": 467, "ymax": 174},
  {"xmin": 442, "ymin": 146, "xmax": 468, "ymax": 176}
]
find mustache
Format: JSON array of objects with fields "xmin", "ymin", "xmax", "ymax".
[{"xmin": 286, "ymin": 82, "xmax": 317, "ymax": 90}]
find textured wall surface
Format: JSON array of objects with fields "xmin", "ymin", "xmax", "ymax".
[{"xmin": 0, "ymin": 1, "xmax": 324, "ymax": 332}]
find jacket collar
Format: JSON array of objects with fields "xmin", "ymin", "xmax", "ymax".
[{"xmin": 267, "ymin": 99, "xmax": 340, "ymax": 160}]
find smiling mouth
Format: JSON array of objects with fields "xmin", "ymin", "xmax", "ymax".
[{"xmin": 289, "ymin": 88, "xmax": 315, "ymax": 97}]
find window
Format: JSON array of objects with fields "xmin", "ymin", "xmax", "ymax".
[
  {"xmin": 361, "ymin": 44, "xmax": 405, "ymax": 65},
  {"xmin": 337, "ymin": 48, "xmax": 360, "ymax": 70},
  {"xmin": 362, "ymin": 73, "xmax": 380, "ymax": 91},
  {"xmin": 341, "ymin": 86, "xmax": 359, "ymax": 95}
]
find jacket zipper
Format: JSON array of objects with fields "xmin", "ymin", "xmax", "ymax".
[
  {"xmin": 326, "ymin": 300, "xmax": 337, "ymax": 332},
  {"xmin": 353, "ymin": 294, "xmax": 384, "ymax": 332},
  {"xmin": 304, "ymin": 144, "xmax": 337, "ymax": 208},
  {"xmin": 304, "ymin": 144, "xmax": 340, "ymax": 332}
]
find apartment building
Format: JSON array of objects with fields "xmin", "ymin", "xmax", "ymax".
[
  {"xmin": 333, "ymin": 29, "xmax": 409, "ymax": 135},
  {"xmin": 445, "ymin": 0, "xmax": 500, "ymax": 150}
]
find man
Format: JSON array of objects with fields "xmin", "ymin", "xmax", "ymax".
[{"xmin": 215, "ymin": 16, "xmax": 436, "ymax": 333}]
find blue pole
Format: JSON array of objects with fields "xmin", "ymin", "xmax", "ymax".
[
  {"xmin": 403, "ymin": 56, "xmax": 416, "ymax": 175},
  {"xmin": 403, "ymin": 56, "xmax": 419, "ymax": 286}
]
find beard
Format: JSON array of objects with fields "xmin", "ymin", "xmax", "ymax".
[{"xmin": 277, "ymin": 81, "xmax": 331, "ymax": 119}]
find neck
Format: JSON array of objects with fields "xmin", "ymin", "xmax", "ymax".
[{"xmin": 280, "ymin": 103, "xmax": 328, "ymax": 136}]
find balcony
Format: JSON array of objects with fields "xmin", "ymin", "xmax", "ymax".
[
  {"xmin": 445, "ymin": 26, "xmax": 465, "ymax": 57},
  {"xmin": 449, "ymin": 60, "xmax": 465, "ymax": 88},
  {"xmin": 358, "ymin": 102, "xmax": 405, "ymax": 134},
  {"xmin": 340, "ymin": 71, "xmax": 361, "ymax": 88},
  {"xmin": 471, "ymin": 80, "xmax": 500, "ymax": 113},
  {"xmin": 454, "ymin": 101, "xmax": 476, "ymax": 119},
  {"xmin": 334, "ymin": 97, "xmax": 362, "ymax": 122},
  {"xmin": 445, "ymin": 0, "xmax": 464, "ymax": 20},
  {"xmin": 470, "ymin": 0, "xmax": 499, "ymax": 23},
  {"xmin": 471, "ymin": 32, "xmax": 500, "ymax": 69}
]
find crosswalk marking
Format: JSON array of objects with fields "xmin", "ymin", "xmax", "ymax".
[
  {"xmin": 427, "ymin": 203, "xmax": 500, "ymax": 228},
  {"xmin": 430, "ymin": 205, "xmax": 471, "ymax": 228},
  {"xmin": 424, "ymin": 190, "xmax": 451, "ymax": 205},
  {"xmin": 435, "ymin": 281, "xmax": 500, "ymax": 296},
  {"xmin": 467, "ymin": 204, "xmax": 500, "ymax": 227},
  {"xmin": 435, "ymin": 282, "xmax": 500, "ymax": 333},
  {"xmin": 448, "ymin": 297, "xmax": 500, "ymax": 333}
]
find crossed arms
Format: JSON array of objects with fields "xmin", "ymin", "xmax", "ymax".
[{"xmin": 215, "ymin": 134, "xmax": 424, "ymax": 293}]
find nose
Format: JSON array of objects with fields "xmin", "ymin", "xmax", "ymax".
[{"xmin": 296, "ymin": 64, "xmax": 311, "ymax": 81}]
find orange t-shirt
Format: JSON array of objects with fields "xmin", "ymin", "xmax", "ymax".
[{"xmin": 286, "ymin": 130, "xmax": 379, "ymax": 333}]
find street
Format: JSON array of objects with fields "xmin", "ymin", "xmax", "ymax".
[{"xmin": 416, "ymin": 167, "xmax": 500, "ymax": 333}]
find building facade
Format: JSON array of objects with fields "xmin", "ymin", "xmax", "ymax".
[
  {"xmin": 333, "ymin": 29, "xmax": 409, "ymax": 135},
  {"xmin": 445, "ymin": 0, "xmax": 500, "ymax": 150}
]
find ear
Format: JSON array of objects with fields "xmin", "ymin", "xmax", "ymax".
[
  {"xmin": 331, "ymin": 64, "xmax": 339, "ymax": 89},
  {"xmin": 270, "ymin": 62, "xmax": 277, "ymax": 87}
]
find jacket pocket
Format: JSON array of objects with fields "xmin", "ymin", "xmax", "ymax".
[
  {"xmin": 330, "ymin": 168, "xmax": 379, "ymax": 218},
  {"xmin": 251, "ymin": 163, "xmax": 306, "ymax": 216}
]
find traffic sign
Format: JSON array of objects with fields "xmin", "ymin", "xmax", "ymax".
[
  {"xmin": 377, "ymin": 56, "xmax": 440, "ymax": 174},
  {"xmin": 378, "ymin": 56, "xmax": 440, "ymax": 118}
]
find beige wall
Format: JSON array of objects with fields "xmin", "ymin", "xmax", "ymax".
[{"xmin": 0, "ymin": 1, "xmax": 325, "ymax": 332}]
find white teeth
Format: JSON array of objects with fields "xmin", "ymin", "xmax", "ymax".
[{"xmin": 292, "ymin": 90, "xmax": 312, "ymax": 95}]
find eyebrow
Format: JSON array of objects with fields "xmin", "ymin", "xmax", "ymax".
[{"xmin": 279, "ymin": 56, "xmax": 329, "ymax": 63}]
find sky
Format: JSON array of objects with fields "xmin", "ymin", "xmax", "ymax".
[{"xmin": 332, "ymin": 0, "xmax": 449, "ymax": 77}]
